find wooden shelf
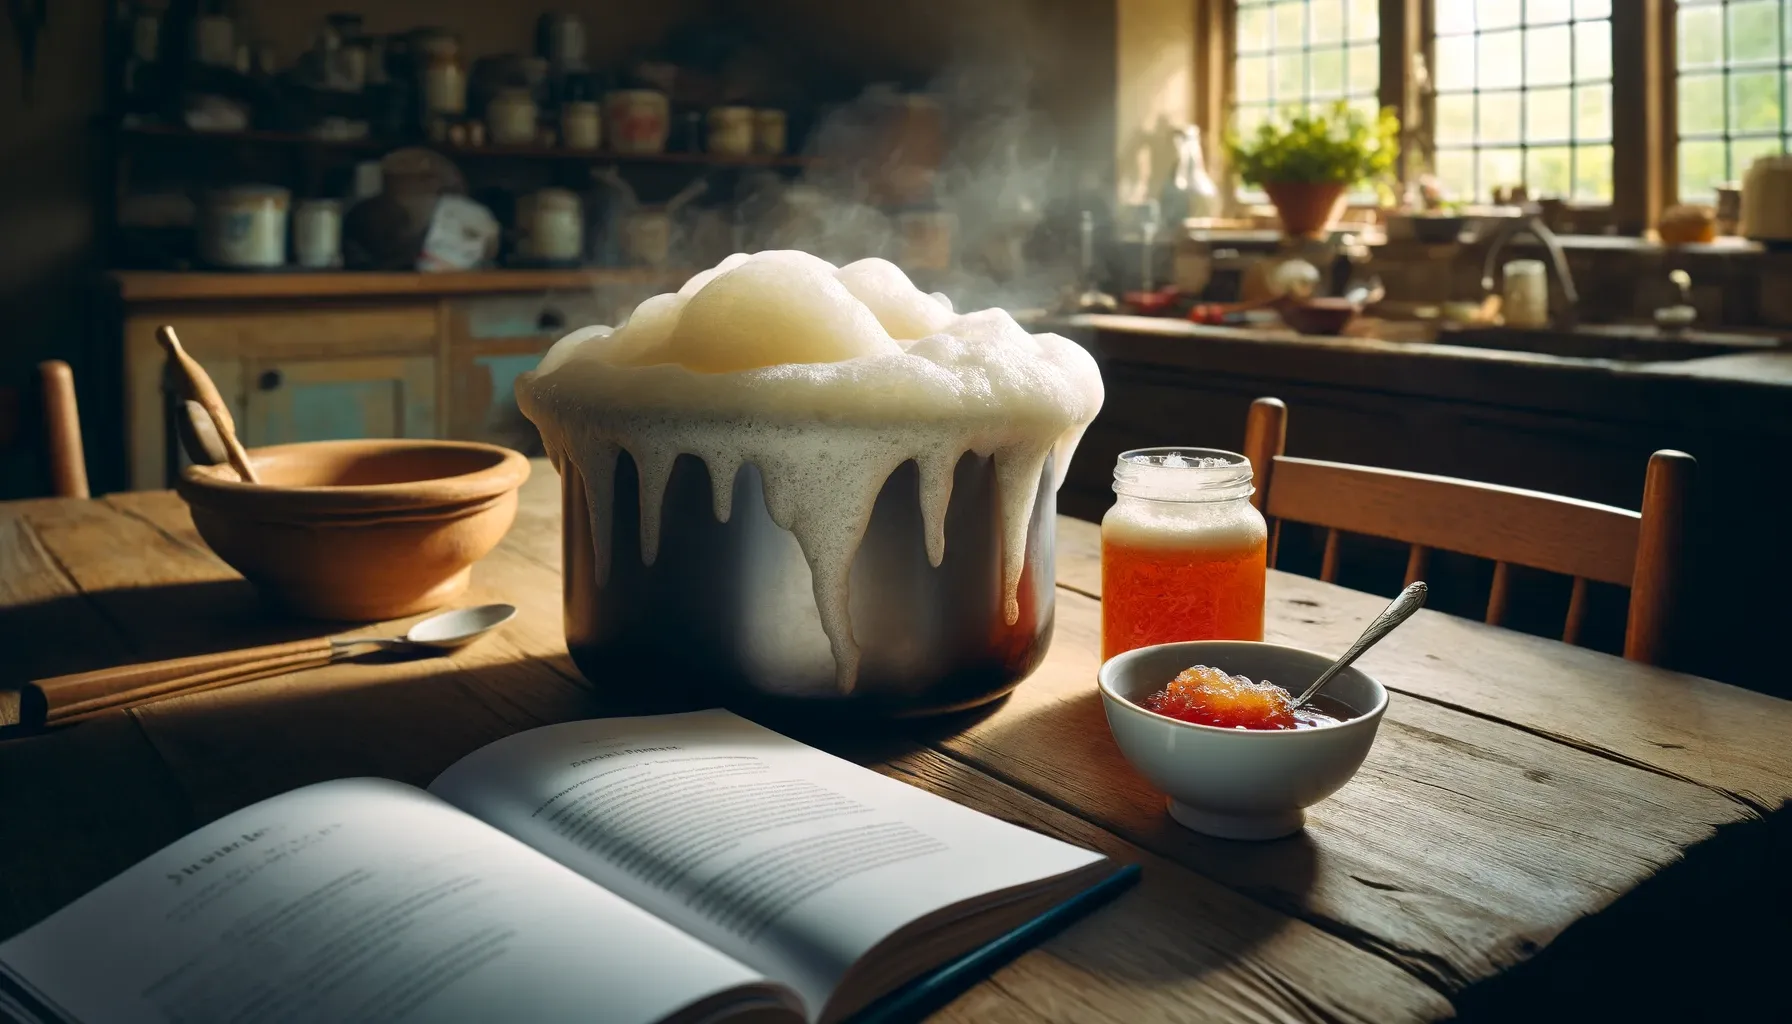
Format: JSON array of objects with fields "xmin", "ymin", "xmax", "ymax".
[
  {"xmin": 115, "ymin": 123, "xmax": 818, "ymax": 169},
  {"xmin": 110, "ymin": 268, "xmax": 695, "ymax": 303}
]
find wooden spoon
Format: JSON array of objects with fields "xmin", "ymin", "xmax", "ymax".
[
  {"xmin": 155, "ymin": 325, "xmax": 259, "ymax": 483},
  {"xmin": 176, "ymin": 399, "xmax": 229, "ymax": 467}
]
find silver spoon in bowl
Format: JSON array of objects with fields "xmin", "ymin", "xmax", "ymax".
[{"xmin": 1292, "ymin": 582, "xmax": 1427, "ymax": 708}]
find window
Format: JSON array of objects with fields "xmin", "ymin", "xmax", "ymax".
[
  {"xmin": 1232, "ymin": 0, "xmax": 1382, "ymax": 139},
  {"xmin": 1431, "ymin": 1, "xmax": 1614, "ymax": 204},
  {"xmin": 1677, "ymin": 0, "xmax": 1791, "ymax": 199}
]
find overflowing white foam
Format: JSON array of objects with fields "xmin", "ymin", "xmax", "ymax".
[{"xmin": 518, "ymin": 251, "xmax": 1104, "ymax": 692}]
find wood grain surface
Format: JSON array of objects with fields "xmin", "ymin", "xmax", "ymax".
[{"xmin": 2, "ymin": 464, "xmax": 1787, "ymax": 1022}]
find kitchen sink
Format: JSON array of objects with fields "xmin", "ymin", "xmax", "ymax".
[{"xmin": 1431, "ymin": 324, "xmax": 1782, "ymax": 362}]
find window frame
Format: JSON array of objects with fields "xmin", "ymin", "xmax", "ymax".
[{"xmin": 1209, "ymin": 0, "xmax": 1683, "ymax": 234}]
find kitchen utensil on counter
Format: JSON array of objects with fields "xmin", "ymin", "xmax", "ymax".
[
  {"xmin": 1715, "ymin": 183, "xmax": 1742, "ymax": 236},
  {"xmin": 1072, "ymin": 210, "xmax": 1119, "ymax": 313},
  {"xmin": 293, "ymin": 199, "xmax": 342, "ymax": 268},
  {"xmin": 605, "ymin": 89, "xmax": 670, "ymax": 154},
  {"xmin": 177, "ymin": 399, "xmax": 229, "ymax": 467},
  {"xmin": 1099, "ymin": 639, "xmax": 1388, "ymax": 839},
  {"xmin": 18, "ymin": 605, "xmax": 519, "ymax": 727},
  {"xmin": 516, "ymin": 188, "xmax": 584, "ymax": 264},
  {"xmin": 754, "ymin": 109, "xmax": 788, "ymax": 155},
  {"xmin": 178, "ymin": 439, "xmax": 530, "ymax": 621},
  {"xmin": 199, "ymin": 186, "xmax": 290, "ymax": 269},
  {"xmin": 1501, "ymin": 258, "xmax": 1550, "ymax": 328},
  {"xmin": 1742, "ymin": 154, "xmax": 1792, "ymax": 247},
  {"xmin": 1655, "ymin": 269, "xmax": 1698, "ymax": 329},
  {"xmin": 487, "ymin": 86, "xmax": 538, "ymax": 146},
  {"xmin": 557, "ymin": 450, "xmax": 1058, "ymax": 717},
  {"xmin": 706, "ymin": 106, "xmax": 755, "ymax": 156},
  {"xmin": 1291, "ymin": 583, "xmax": 1426, "ymax": 708},
  {"xmin": 156, "ymin": 326, "xmax": 259, "ymax": 484},
  {"xmin": 562, "ymin": 100, "xmax": 601, "ymax": 150}
]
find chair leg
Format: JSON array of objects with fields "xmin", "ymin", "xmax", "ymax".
[
  {"xmin": 1625, "ymin": 450, "xmax": 1695, "ymax": 665},
  {"xmin": 39, "ymin": 360, "xmax": 88, "ymax": 500}
]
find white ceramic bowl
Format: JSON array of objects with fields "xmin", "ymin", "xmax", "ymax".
[{"xmin": 1098, "ymin": 640, "xmax": 1388, "ymax": 840}]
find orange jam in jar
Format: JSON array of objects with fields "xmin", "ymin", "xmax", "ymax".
[{"xmin": 1101, "ymin": 448, "xmax": 1267, "ymax": 660}]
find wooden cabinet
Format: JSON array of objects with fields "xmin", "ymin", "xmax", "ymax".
[
  {"xmin": 119, "ymin": 271, "xmax": 682, "ymax": 489},
  {"xmin": 240, "ymin": 355, "xmax": 436, "ymax": 446}
]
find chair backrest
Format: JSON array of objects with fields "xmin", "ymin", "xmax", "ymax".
[
  {"xmin": 39, "ymin": 360, "xmax": 89, "ymax": 499},
  {"xmin": 1243, "ymin": 397, "xmax": 1693, "ymax": 665}
]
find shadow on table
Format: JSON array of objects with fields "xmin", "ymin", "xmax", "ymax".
[
  {"xmin": 1452, "ymin": 804, "xmax": 1791, "ymax": 1022},
  {"xmin": 1, "ymin": 578, "xmax": 355, "ymax": 691}
]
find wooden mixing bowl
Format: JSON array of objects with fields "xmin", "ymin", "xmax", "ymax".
[{"xmin": 178, "ymin": 439, "xmax": 531, "ymax": 621}]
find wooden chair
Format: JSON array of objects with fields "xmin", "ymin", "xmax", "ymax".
[
  {"xmin": 39, "ymin": 360, "xmax": 89, "ymax": 499},
  {"xmin": 1242, "ymin": 397, "xmax": 1693, "ymax": 665}
]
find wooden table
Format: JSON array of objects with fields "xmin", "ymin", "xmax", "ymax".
[{"xmin": 3, "ymin": 464, "xmax": 1788, "ymax": 1021}]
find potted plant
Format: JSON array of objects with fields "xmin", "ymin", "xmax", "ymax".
[{"xmin": 1228, "ymin": 102, "xmax": 1400, "ymax": 238}]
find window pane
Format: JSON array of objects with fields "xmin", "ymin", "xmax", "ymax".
[
  {"xmin": 1573, "ymin": 144, "xmax": 1613, "ymax": 200},
  {"xmin": 1478, "ymin": 0, "xmax": 1523, "ymax": 31},
  {"xmin": 1311, "ymin": 47, "xmax": 1346, "ymax": 97},
  {"xmin": 1433, "ymin": 5, "xmax": 1613, "ymax": 202},
  {"xmin": 1238, "ymin": 5, "xmax": 1272, "ymax": 50},
  {"xmin": 1528, "ymin": 87, "xmax": 1573, "ymax": 142},
  {"xmin": 1436, "ymin": 3, "xmax": 1476, "ymax": 35},
  {"xmin": 1480, "ymin": 30, "xmax": 1524, "ymax": 89},
  {"xmin": 1575, "ymin": 20, "xmax": 1611, "ymax": 81},
  {"xmin": 1311, "ymin": 0, "xmax": 1345, "ymax": 44},
  {"xmin": 1348, "ymin": 0, "xmax": 1379, "ymax": 40},
  {"xmin": 1731, "ymin": 135, "xmax": 1785, "ymax": 178},
  {"xmin": 1437, "ymin": 94, "xmax": 1477, "ymax": 143},
  {"xmin": 1730, "ymin": 70, "xmax": 1782, "ymax": 132},
  {"xmin": 1274, "ymin": 50, "xmax": 1304, "ymax": 98},
  {"xmin": 1526, "ymin": 25, "xmax": 1573, "ymax": 86},
  {"xmin": 1481, "ymin": 91, "xmax": 1523, "ymax": 143},
  {"xmin": 1679, "ymin": 6, "xmax": 1726, "ymax": 69},
  {"xmin": 1529, "ymin": 0, "xmax": 1573, "ymax": 26},
  {"xmin": 1276, "ymin": 1, "xmax": 1308, "ymax": 46},
  {"xmin": 1237, "ymin": 55, "xmax": 1271, "ymax": 103},
  {"xmin": 1679, "ymin": 139, "xmax": 1729, "ymax": 198},
  {"xmin": 1348, "ymin": 43, "xmax": 1379, "ymax": 93},
  {"xmin": 1526, "ymin": 146, "xmax": 1573, "ymax": 198},
  {"xmin": 1730, "ymin": 2, "xmax": 1781, "ymax": 64},
  {"xmin": 1480, "ymin": 148, "xmax": 1525, "ymax": 195},
  {"xmin": 1576, "ymin": 83, "xmax": 1612, "ymax": 141},
  {"xmin": 1679, "ymin": 73, "xmax": 1726, "ymax": 135},
  {"xmin": 1435, "ymin": 34, "xmax": 1478, "ymax": 91},
  {"xmin": 1437, "ymin": 149, "xmax": 1476, "ymax": 199},
  {"xmin": 1236, "ymin": 104, "xmax": 1272, "ymax": 138}
]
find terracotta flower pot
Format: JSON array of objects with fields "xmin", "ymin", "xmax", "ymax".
[{"xmin": 1262, "ymin": 181, "xmax": 1350, "ymax": 238}]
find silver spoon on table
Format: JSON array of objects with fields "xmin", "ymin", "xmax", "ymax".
[
  {"xmin": 1293, "ymin": 582, "xmax": 1427, "ymax": 708},
  {"xmin": 26, "ymin": 604, "xmax": 518, "ymax": 726}
]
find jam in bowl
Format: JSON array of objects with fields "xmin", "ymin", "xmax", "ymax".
[{"xmin": 1098, "ymin": 640, "xmax": 1387, "ymax": 840}]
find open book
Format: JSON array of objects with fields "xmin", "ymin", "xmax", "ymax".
[{"xmin": 0, "ymin": 710, "xmax": 1128, "ymax": 1024}]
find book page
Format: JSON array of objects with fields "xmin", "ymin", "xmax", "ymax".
[
  {"xmin": 0, "ymin": 778, "xmax": 796, "ymax": 1024},
  {"xmin": 428, "ymin": 710, "xmax": 1105, "ymax": 1018}
]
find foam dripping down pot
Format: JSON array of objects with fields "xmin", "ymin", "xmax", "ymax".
[{"xmin": 517, "ymin": 251, "xmax": 1104, "ymax": 716}]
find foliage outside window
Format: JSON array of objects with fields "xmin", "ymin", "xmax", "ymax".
[{"xmin": 1677, "ymin": 0, "xmax": 1792, "ymax": 200}]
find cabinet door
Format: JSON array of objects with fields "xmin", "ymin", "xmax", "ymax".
[
  {"xmin": 448, "ymin": 339, "xmax": 549, "ymax": 450},
  {"xmin": 241, "ymin": 356, "xmax": 437, "ymax": 446}
]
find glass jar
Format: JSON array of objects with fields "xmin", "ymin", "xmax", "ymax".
[{"xmin": 1100, "ymin": 448, "xmax": 1268, "ymax": 660}]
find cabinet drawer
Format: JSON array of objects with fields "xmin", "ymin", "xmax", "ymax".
[
  {"xmin": 241, "ymin": 355, "xmax": 437, "ymax": 446},
  {"xmin": 152, "ymin": 305, "xmax": 438, "ymax": 360}
]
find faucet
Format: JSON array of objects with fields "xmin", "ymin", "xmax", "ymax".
[{"xmin": 1480, "ymin": 208, "xmax": 1580, "ymax": 327}]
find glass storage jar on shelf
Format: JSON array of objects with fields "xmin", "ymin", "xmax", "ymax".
[{"xmin": 1100, "ymin": 448, "xmax": 1268, "ymax": 660}]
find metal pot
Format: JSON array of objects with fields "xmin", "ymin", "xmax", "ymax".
[{"xmin": 560, "ymin": 449, "xmax": 1057, "ymax": 717}]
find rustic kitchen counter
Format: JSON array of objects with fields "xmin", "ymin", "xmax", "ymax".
[
  {"xmin": 1037, "ymin": 313, "xmax": 1791, "ymax": 698},
  {"xmin": 1, "ymin": 464, "xmax": 1787, "ymax": 1020}
]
